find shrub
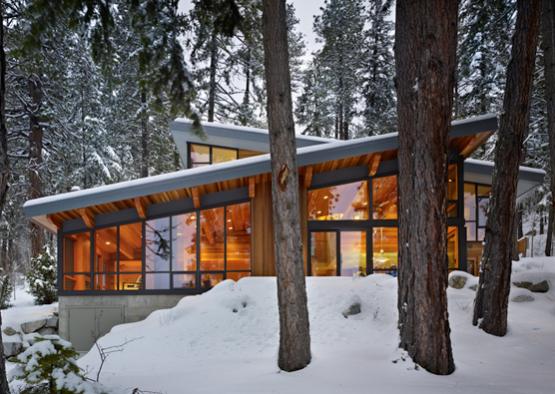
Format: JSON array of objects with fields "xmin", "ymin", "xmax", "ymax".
[
  {"xmin": 27, "ymin": 246, "xmax": 57, "ymax": 305},
  {"xmin": 0, "ymin": 272, "xmax": 13, "ymax": 309},
  {"xmin": 9, "ymin": 335, "xmax": 103, "ymax": 394}
]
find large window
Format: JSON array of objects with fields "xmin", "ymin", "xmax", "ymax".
[
  {"xmin": 372, "ymin": 227, "xmax": 398, "ymax": 272},
  {"xmin": 188, "ymin": 143, "xmax": 263, "ymax": 168},
  {"xmin": 372, "ymin": 176, "xmax": 398, "ymax": 219},
  {"xmin": 308, "ymin": 180, "xmax": 369, "ymax": 220},
  {"xmin": 61, "ymin": 202, "xmax": 252, "ymax": 293},
  {"xmin": 464, "ymin": 182, "xmax": 491, "ymax": 275}
]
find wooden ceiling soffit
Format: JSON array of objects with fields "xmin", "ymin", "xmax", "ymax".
[
  {"xmin": 460, "ymin": 131, "xmax": 493, "ymax": 157},
  {"xmin": 303, "ymin": 166, "xmax": 313, "ymax": 189},
  {"xmin": 31, "ymin": 215, "xmax": 59, "ymax": 233},
  {"xmin": 78, "ymin": 208, "xmax": 95, "ymax": 228},
  {"xmin": 192, "ymin": 188, "xmax": 201, "ymax": 209},
  {"xmin": 369, "ymin": 153, "xmax": 382, "ymax": 176},
  {"xmin": 134, "ymin": 197, "xmax": 147, "ymax": 219},
  {"xmin": 248, "ymin": 177, "xmax": 256, "ymax": 199}
]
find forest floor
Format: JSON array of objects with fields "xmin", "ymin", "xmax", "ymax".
[{"xmin": 74, "ymin": 257, "xmax": 555, "ymax": 394}]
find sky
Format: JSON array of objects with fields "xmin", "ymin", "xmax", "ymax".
[{"xmin": 178, "ymin": 0, "xmax": 327, "ymax": 54}]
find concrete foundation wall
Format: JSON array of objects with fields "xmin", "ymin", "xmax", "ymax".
[{"xmin": 59, "ymin": 294, "xmax": 184, "ymax": 351}]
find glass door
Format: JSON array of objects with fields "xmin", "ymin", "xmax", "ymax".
[{"xmin": 310, "ymin": 231, "xmax": 368, "ymax": 276}]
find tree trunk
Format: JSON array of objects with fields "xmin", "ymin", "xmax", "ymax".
[
  {"xmin": 28, "ymin": 75, "xmax": 44, "ymax": 259},
  {"xmin": 140, "ymin": 89, "xmax": 149, "ymax": 178},
  {"xmin": 262, "ymin": 0, "xmax": 311, "ymax": 372},
  {"xmin": 541, "ymin": 0, "xmax": 555, "ymax": 257},
  {"xmin": 473, "ymin": 0, "xmax": 541, "ymax": 336},
  {"xmin": 240, "ymin": 49, "xmax": 251, "ymax": 126},
  {"xmin": 395, "ymin": 0, "xmax": 457, "ymax": 375},
  {"xmin": 207, "ymin": 29, "xmax": 218, "ymax": 122},
  {"xmin": 0, "ymin": 4, "xmax": 11, "ymax": 392}
]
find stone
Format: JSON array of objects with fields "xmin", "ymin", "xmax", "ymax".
[
  {"xmin": 45, "ymin": 316, "xmax": 58, "ymax": 328},
  {"xmin": 3, "ymin": 341, "xmax": 23, "ymax": 358},
  {"xmin": 342, "ymin": 302, "xmax": 361, "ymax": 318},
  {"xmin": 468, "ymin": 284, "xmax": 478, "ymax": 291},
  {"xmin": 529, "ymin": 280, "xmax": 549, "ymax": 293},
  {"xmin": 448, "ymin": 274, "xmax": 467, "ymax": 289},
  {"xmin": 512, "ymin": 294, "xmax": 535, "ymax": 303},
  {"xmin": 38, "ymin": 327, "xmax": 57, "ymax": 336},
  {"xmin": 20, "ymin": 319, "xmax": 47, "ymax": 334},
  {"xmin": 513, "ymin": 281, "xmax": 533, "ymax": 290},
  {"xmin": 2, "ymin": 327, "xmax": 17, "ymax": 336}
]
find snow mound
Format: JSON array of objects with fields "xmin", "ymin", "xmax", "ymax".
[{"xmin": 78, "ymin": 259, "xmax": 555, "ymax": 394}]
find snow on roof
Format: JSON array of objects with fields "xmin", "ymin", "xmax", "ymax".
[
  {"xmin": 465, "ymin": 158, "xmax": 547, "ymax": 176},
  {"xmin": 24, "ymin": 114, "xmax": 501, "ymax": 218}
]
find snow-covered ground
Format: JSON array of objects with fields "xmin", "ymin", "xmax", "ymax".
[{"xmin": 74, "ymin": 257, "xmax": 555, "ymax": 394}]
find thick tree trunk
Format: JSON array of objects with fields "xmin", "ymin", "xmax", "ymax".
[
  {"xmin": 395, "ymin": 0, "xmax": 457, "ymax": 375},
  {"xmin": 140, "ymin": 89, "xmax": 149, "ymax": 178},
  {"xmin": 207, "ymin": 29, "xmax": 218, "ymax": 122},
  {"xmin": 541, "ymin": 0, "xmax": 555, "ymax": 257},
  {"xmin": 262, "ymin": 0, "xmax": 311, "ymax": 372},
  {"xmin": 473, "ymin": 0, "xmax": 541, "ymax": 336},
  {"xmin": 0, "ymin": 4, "xmax": 11, "ymax": 392},
  {"xmin": 28, "ymin": 75, "xmax": 44, "ymax": 259}
]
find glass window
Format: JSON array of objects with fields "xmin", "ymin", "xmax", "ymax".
[
  {"xmin": 212, "ymin": 147, "xmax": 237, "ymax": 163},
  {"xmin": 464, "ymin": 183, "xmax": 476, "ymax": 221},
  {"xmin": 447, "ymin": 164, "xmax": 458, "ymax": 201},
  {"xmin": 372, "ymin": 227, "xmax": 398, "ymax": 271},
  {"xmin": 311, "ymin": 232, "xmax": 337, "ymax": 276},
  {"xmin": 94, "ymin": 273, "xmax": 116, "ymax": 291},
  {"xmin": 63, "ymin": 232, "xmax": 90, "ymax": 273},
  {"xmin": 145, "ymin": 273, "xmax": 170, "ymax": 290},
  {"xmin": 200, "ymin": 207, "xmax": 225, "ymax": 271},
  {"xmin": 308, "ymin": 180, "xmax": 369, "ymax": 220},
  {"xmin": 94, "ymin": 227, "xmax": 117, "ymax": 273},
  {"xmin": 477, "ymin": 227, "xmax": 486, "ymax": 241},
  {"xmin": 190, "ymin": 144, "xmax": 210, "ymax": 164},
  {"xmin": 478, "ymin": 198, "xmax": 489, "ymax": 226},
  {"xmin": 447, "ymin": 227, "xmax": 459, "ymax": 270},
  {"xmin": 340, "ymin": 232, "xmax": 366, "ymax": 276},
  {"xmin": 172, "ymin": 213, "xmax": 197, "ymax": 271},
  {"xmin": 119, "ymin": 273, "xmax": 142, "ymax": 291},
  {"xmin": 119, "ymin": 223, "xmax": 142, "ymax": 273},
  {"xmin": 201, "ymin": 273, "xmax": 224, "ymax": 289},
  {"xmin": 477, "ymin": 185, "xmax": 491, "ymax": 197},
  {"xmin": 173, "ymin": 273, "xmax": 196, "ymax": 289},
  {"xmin": 373, "ymin": 176, "xmax": 397, "ymax": 219},
  {"xmin": 63, "ymin": 274, "xmax": 90, "ymax": 291},
  {"xmin": 466, "ymin": 222, "xmax": 477, "ymax": 242},
  {"xmin": 226, "ymin": 271, "xmax": 250, "ymax": 281},
  {"xmin": 226, "ymin": 203, "xmax": 251, "ymax": 271},
  {"xmin": 238, "ymin": 149, "xmax": 261, "ymax": 159},
  {"xmin": 145, "ymin": 218, "xmax": 170, "ymax": 272}
]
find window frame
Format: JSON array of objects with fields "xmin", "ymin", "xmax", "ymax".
[
  {"xmin": 58, "ymin": 199, "xmax": 252, "ymax": 296},
  {"xmin": 187, "ymin": 142, "xmax": 239, "ymax": 168}
]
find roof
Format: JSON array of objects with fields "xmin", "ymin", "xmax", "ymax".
[{"xmin": 24, "ymin": 114, "xmax": 501, "ymax": 219}]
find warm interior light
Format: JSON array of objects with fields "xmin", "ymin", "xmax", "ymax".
[
  {"xmin": 228, "ymin": 227, "xmax": 233, "ymax": 231},
  {"xmin": 323, "ymin": 195, "xmax": 328, "ymax": 200},
  {"xmin": 227, "ymin": 219, "xmax": 232, "ymax": 223},
  {"xmin": 105, "ymin": 241, "xmax": 111, "ymax": 246},
  {"xmin": 177, "ymin": 232, "xmax": 182, "ymax": 236}
]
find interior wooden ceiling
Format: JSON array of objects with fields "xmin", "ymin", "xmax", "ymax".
[{"xmin": 45, "ymin": 132, "xmax": 492, "ymax": 230}]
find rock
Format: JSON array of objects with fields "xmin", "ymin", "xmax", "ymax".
[
  {"xmin": 513, "ymin": 281, "xmax": 533, "ymax": 290},
  {"xmin": 45, "ymin": 316, "xmax": 58, "ymax": 328},
  {"xmin": 468, "ymin": 284, "xmax": 478, "ymax": 291},
  {"xmin": 20, "ymin": 319, "xmax": 46, "ymax": 334},
  {"xmin": 3, "ymin": 341, "xmax": 23, "ymax": 358},
  {"xmin": 512, "ymin": 294, "xmax": 535, "ymax": 303},
  {"xmin": 38, "ymin": 327, "xmax": 57, "ymax": 336},
  {"xmin": 342, "ymin": 302, "xmax": 361, "ymax": 318},
  {"xmin": 2, "ymin": 327, "xmax": 17, "ymax": 336},
  {"xmin": 529, "ymin": 280, "xmax": 549, "ymax": 293},
  {"xmin": 448, "ymin": 274, "xmax": 467, "ymax": 289}
]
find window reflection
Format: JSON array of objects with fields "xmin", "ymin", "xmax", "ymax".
[
  {"xmin": 200, "ymin": 207, "xmax": 225, "ymax": 271},
  {"xmin": 311, "ymin": 232, "xmax": 337, "ymax": 276},
  {"xmin": 145, "ymin": 218, "xmax": 170, "ymax": 272},
  {"xmin": 308, "ymin": 181, "xmax": 369, "ymax": 220},
  {"xmin": 190, "ymin": 144, "xmax": 209, "ymax": 164},
  {"xmin": 172, "ymin": 213, "xmax": 197, "ymax": 271},
  {"xmin": 372, "ymin": 176, "xmax": 397, "ymax": 219},
  {"xmin": 464, "ymin": 183, "xmax": 476, "ymax": 221},
  {"xmin": 372, "ymin": 227, "xmax": 398, "ymax": 271},
  {"xmin": 212, "ymin": 147, "xmax": 238, "ymax": 163},
  {"xmin": 201, "ymin": 273, "xmax": 224, "ymax": 289},
  {"xmin": 340, "ymin": 232, "xmax": 366, "ymax": 276},
  {"xmin": 226, "ymin": 203, "xmax": 251, "ymax": 271}
]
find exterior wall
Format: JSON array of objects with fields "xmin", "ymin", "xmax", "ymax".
[{"xmin": 59, "ymin": 294, "xmax": 183, "ymax": 351}]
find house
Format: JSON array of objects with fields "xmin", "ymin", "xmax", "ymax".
[{"xmin": 22, "ymin": 113, "xmax": 545, "ymax": 351}]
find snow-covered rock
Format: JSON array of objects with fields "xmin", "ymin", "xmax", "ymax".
[
  {"xmin": 45, "ymin": 316, "xmax": 58, "ymax": 328},
  {"xmin": 3, "ymin": 341, "xmax": 23, "ymax": 358},
  {"xmin": 20, "ymin": 319, "xmax": 46, "ymax": 334},
  {"xmin": 511, "ymin": 294, "xmax": 535, "ymax": 302},
  {"xmin": 2, "ymin": 327, "xmax": 17, "ymax": 336}
]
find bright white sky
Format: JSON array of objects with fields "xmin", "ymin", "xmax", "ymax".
[{"xmin": 178, "ymin": 0, "xmax": 327, "ymax": 54}]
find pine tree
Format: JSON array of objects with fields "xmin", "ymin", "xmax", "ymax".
[{"xmin": 27, "ymin": 246, "xmax": 57, "ymax": 305}]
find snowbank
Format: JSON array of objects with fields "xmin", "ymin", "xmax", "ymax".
[{"xmin": 76, "ymin": 258, "xmax": 555, "ymax": 394}]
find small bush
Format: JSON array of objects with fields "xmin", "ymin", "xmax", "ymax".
[
  {"xmin": 9, "ymin": 335, "xmax": 103, "ymax": 394},
  {"xmin": 0, "ymin": 273, "xmax": 13, "ymax": 309},
  {"xmin": 27, "ymin": 246, "xmax": 57, "ymax": 305}
]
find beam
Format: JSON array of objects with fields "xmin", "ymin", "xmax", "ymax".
[
  {"xmin": 459, "ymin": 131, "xmax": 493, "ymax": 157},
  {"xmin": 192, "ymin": 188, "xmax": 200, "ymax": 209},
  {"xmin": 369, "ymin": 153, "xmax": 382, "ymax": 176},
  {"xmin": 303, "ymin": 166, "xmax": 313, "ymax": 189},
  {"xmin": 78, "ymin": 208, "xmax": 94, "ymax": 228},
  {"xmin": 248, "ymin": 177, "xmax": 256, "ymax": 199},
  {"xmin": 134, "ymin": 197, "xmax": 147, "ymax": 219}
]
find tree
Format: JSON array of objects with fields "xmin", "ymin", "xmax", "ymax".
[
  {"xmin": 0, "ymin": 0, "xmax": 11, "ymax": 391},
  {"xmin": 395, "ymin": 0, "xmax": 458, "ymax": 375},
  {"xmin": 473, "ymin": 0, "xmax": 541, "ymax": 336},
  {"xmin": 262, "ymin": 0, "xmax": 311, "ymax": 372},
  {"xmin": 541, "ymin": 0, "xmax": 555, "ymax": 256}
]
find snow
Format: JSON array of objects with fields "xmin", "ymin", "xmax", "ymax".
[
  {"xmin": 465, "ymin": 157, "xmax": 547, "ymax": 176},
  {"xmin": 76, "ymin": 257, "xmax": 555, "ymax": 394}
]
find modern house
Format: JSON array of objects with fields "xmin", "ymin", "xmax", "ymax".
[{"xmin": 23, "ymin": 113, "xmax": 545, "ymax": 351}]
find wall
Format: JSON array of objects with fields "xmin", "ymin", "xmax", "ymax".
[{"xmin": 58, "ymin": 294, "xmax": 183, "ymax": 351}]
